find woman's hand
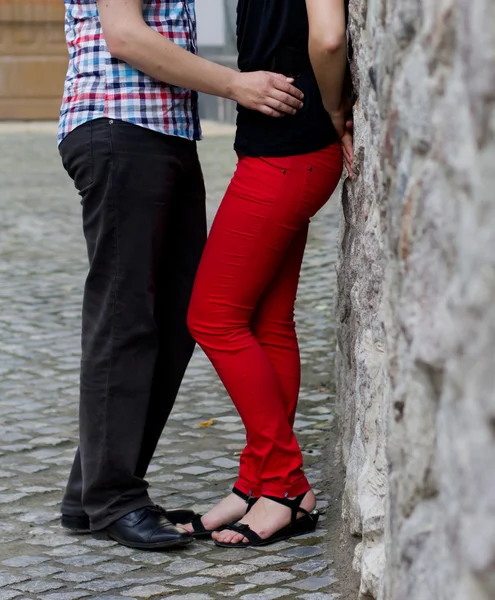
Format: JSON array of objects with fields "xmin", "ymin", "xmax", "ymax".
[
  {"xmin": 328, "ymin": 108, "xmax": 346, "ymax": 138},
  {"xmin": 328, "ymin": 109, "xmax": 354, "ymax": 179},
  {"xmin": 340, "ymin": 118, "xmax": 354, "ymax": 180}
]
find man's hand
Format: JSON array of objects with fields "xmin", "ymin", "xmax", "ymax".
[{"xmin": 229, "ymin": 71, "xmax": 304, "ymax": 117}]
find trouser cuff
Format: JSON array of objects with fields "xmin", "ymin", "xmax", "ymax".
[
  {"xmin": 261, "ymin": 475, "xmax": 311, "ymax": 498},
  {"xmin": 90, "ymin": 496, "xmax": 155, "ymax": 531},
  {"xmin": 234, "ymin": 478, "xmax": 262, "ymax": 499}
]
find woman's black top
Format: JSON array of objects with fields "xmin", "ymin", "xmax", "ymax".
[{"xmin": 234, "ymin": 0, "xmax": 338, "ymax": 157}]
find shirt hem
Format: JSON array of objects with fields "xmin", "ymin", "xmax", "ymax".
[{"xmin": 58, "ymin": 115, "xmax": 202, "ymax": 147}]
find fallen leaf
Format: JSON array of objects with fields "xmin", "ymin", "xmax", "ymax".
[
  {"xmin": 313, "ymin": 421, "xmax": 333, "ymax": 430},
  {"xmin": 197, "ymin": 418, "xmax": 216, "ymax": 429}
]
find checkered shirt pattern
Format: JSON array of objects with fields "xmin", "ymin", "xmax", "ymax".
[{"xmin": 58, "ymin": 0, "xmax": 201, "ymax": 145}]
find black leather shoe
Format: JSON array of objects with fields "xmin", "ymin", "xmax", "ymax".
[
  {"xmin": 101, "ymin": 506, "xmax": 193, "ymax": 549},
  {"xmin": 61, "ymin": 506, "xmax": 199, "ymax": 535}
]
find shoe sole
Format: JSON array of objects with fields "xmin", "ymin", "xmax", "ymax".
[
  {"xmin": 61, "ymin": 508, "xmax": 199, "ymax": 537},
  {"xmin": 98, "ymin": 531, "xmax": 195, "ymax": 550}
]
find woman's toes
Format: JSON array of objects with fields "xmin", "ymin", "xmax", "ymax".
[
  {"xmin": 213, "ymin": 529, "xmax": 246, "ymax": 545},
  {"xmin": 215, "ymin": 530, "xmax": 231, "ymax": 543}
]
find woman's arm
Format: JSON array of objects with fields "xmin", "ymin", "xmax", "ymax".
[
  {"xmin": 306, "ymin": 0, "xmax": 354, "ymax": 178},
  {"xmin": 306, "ymin": 0, "xmax": 348, "ymax": 133},
  {"xmin": 97, "ymin": 0, "xmax": 303, "ymax": 117}
]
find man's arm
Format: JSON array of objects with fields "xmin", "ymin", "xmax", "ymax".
[
  {"xmin": 306, "ymin": 0, "xmax": 348, "ymax": 133},
  {"xmin": 97, "ymin": 0, "xmax": 303, "ymax": 118}
]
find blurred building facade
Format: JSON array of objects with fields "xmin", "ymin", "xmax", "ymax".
[
  {"xmin": 0, "ymin": 1, "xmax": 67, "ymax": 119},
  {"xmin": 0, "ymin": 0, "xmax": 238, "ymax": 121}
]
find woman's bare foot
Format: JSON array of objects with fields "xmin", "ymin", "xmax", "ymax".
[
  {"xmin": 179, "ymin": 492, "xmax": 250, "ymax": 534},
  {"xmin": 212, "ymin": 489, "xmax": 317, "ymax": 545}
]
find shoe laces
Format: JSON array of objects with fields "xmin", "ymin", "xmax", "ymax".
[{"xmin": 147, "ymin": 504, "xmax": 168, "ymax": 517}]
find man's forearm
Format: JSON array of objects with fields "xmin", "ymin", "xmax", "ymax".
[
  {"xmin": 97, "ymin": 0, "xmax": 304, "ymax": 117},
  {"xmin": 107, "ymin": 21, "xmax": 238, "ymax": 100}
]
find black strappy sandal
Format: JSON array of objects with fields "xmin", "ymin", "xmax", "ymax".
[
  {"xmin": 185, "ymin": 487, "xmax": 258, "ymax": 539},
  {"xmin": 214, "ymin": 492, "xmax": 320, "ymax": 548}
]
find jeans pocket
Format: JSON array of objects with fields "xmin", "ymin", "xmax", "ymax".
[
  {"xmin": 299, "ymin": 150, "xmax": 343, "ymax": 220},
  {"xmin": 59, "ymin": 121, "xmax": 94, "ymax": 195},
  {"xmin": 257, "ymin": 155, "xmax": 293, "ymax": 174}
]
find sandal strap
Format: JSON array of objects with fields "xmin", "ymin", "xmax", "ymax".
[
  {"xmin": 223, "ymin": 522, "xmax": 263, "ymax": 545},
  {"xmin": 246, "ymin": 495, "xmax": 258, "ymax": 513},
  {"xmin": 190, "ymin": 516, "xmax": 207, "ymax": 534},
  {"xmin": 232, "ymin": 487, "xmax": 251, "ymax": 503},
  {"xmin": 232, "ymin": 487, "xmax": 260, "ymax": 513},
  {"xmin": 263, "ymin": 492, "xmax": 313, "ymax": 525}
]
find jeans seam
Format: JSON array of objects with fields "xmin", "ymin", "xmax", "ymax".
[
  {"xmin": 101, "ymin": 119, "xmax": 119, "ymax": 482},
  {"xmin": 217, "ymin": 158, "xmax": 304, "ymax": 489},
  {"xmin": 88, "ymin": 119, "xmax": 94, "ymax": 187}
]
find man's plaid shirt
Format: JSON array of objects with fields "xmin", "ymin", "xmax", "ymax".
[{"xmin": 58, "ymin": 0, "xmax": 202, "ymax": 145}]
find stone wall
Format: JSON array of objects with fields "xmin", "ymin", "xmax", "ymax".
[{"xmin": 336, "ymin": 1, "xmax": 495, "ymax": 598}]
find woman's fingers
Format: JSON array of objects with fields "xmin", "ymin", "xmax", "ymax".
[
  {"xmin": 345, "ymin": 160, "xmax": 354, "ymax": 179},
  {"xmin": 340, "ymin": 133, "xmax": 354, "ymax": 179},
  {"xmin": 341, "ymin": 134, "xmax": 354, "ymax": 162},
  {"xmin": 344, "ymin": 157, "xmax": 354, "ymax": 179}
]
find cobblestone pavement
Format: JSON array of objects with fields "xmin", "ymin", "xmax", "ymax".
[{"xmin": 0, "ymin": 129, "xmax": 345, "ymax": 600}]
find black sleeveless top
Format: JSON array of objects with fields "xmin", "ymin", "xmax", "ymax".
[{"xmin": 234, "ymin": 0, "xmax": 338, "ymax": 157}]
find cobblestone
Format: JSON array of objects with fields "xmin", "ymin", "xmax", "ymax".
[
  {"xmin": 1, "ymin": 557, "xmax": 48, "ymax": 568},
  {"xmin": 200, "ymin": 564, "xmax": 257, "ymax": 578},
  {"xmin": 290, "ymin": 576, "xmax": 337, "ymax": 591},
  {"xmin": 244, "ymin": 571, "xmax": 296, "ymax": 585},
  {"xmin": 216, "ymin": 584, "xmax": 255, "ymax": 596},
  {"xmin": 241, "ymin": 590, "xmax": 293, "ymax": 600},
  {"xmin": 0, "ymin": 131, "xmax": 342, "ymax": 599},
  {"xmin": 0, "ymin": 591, "xmax": 23, "ymax": 600},
  {"xmin": 124, "ymin": 586, "xmax": 169, "ymax": 598}
]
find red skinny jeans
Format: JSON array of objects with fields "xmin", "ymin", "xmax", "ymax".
[{"xmin": 188, "ymin": 143, "xmax": 343, "ymax": 498}]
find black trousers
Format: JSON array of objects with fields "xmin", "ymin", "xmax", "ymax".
[{"xmin": 59, "ymin": 119, "xmax": 207, "ymax": 530}]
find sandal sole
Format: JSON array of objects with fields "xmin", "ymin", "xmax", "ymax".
[
  {"xmin": 214, "ymin": 510, "xmax": 320, "ymax": 548},
  {"xmin": 192, "ymin": 531, "xmax": 212, "ymax": 539}
]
